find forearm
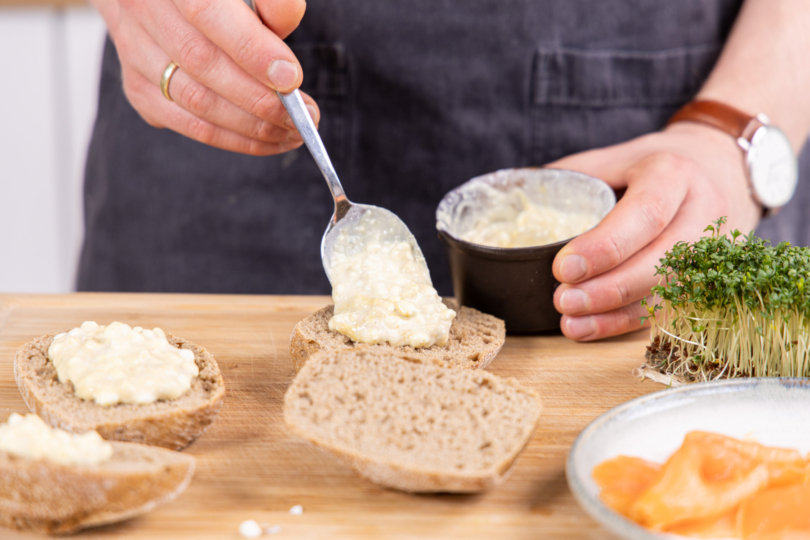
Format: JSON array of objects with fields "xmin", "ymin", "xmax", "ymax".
[{"xmin": 698, "ymin": 0, "xmax": 810, "ymax": 150}]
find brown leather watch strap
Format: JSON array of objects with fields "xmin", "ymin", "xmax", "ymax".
[{"xmin": 667, "ymin": 100, "xmax": 753, "ymax": 139}]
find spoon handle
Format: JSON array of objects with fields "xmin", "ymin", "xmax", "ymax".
[
  {"xmin": 276, "ymin": 90, "xmax": 349, "ymax": 216},
  {"xmin": 239, "ymin": 0, "xmax": 349, "ymax": 220}
]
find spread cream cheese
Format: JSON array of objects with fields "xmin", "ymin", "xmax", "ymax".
[
  {"xmin": 458, "ymin": 186, "xmax": 599, "ymax": 248},
  {"xmin": 328, "ymin": 212, "xmax": 456, "ymax": 348},
  {"xmin": 0, "ymin": 413, "xmax": 113, "ymax": 465},
  {"xmin": 48, "ymin": 321, "xmax": 199, "ymax": 406}
]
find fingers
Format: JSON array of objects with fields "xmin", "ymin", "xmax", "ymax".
[
  {"xmin": 556, "ymin": 172, "xmax": 723, "ymax": 316},
  {"xmin": 171, "ymin": 0, "xmax": 303, "ymax": 91},
  {"xmin": 555, "ymin": 247, "xmax": 660, "ymax": 318},
  {"xmin": 552, "ymin": 153, "xmax": 693, "ymax": 285},
  {"xmin": 254, "ymin": 0, "xmax": 307, "ymax": 39},
  {"xmin": 124, "ymin": 68, "xmax": 299, "ymax": 155},
  {"xmin": 546, "ymin": 124, "xmax": 756, "ymax": 341},
  {"xmin": 167, "ymin": 62, "xmax": 320, "ymax": 137},
  {"xmin": 120, "ymin": 0, "xmax": 321, "ymax": 147},
  {"xmin": 170, "ymin": 69, "xmax": 305, "ymax": 144},
  {"xmin": 546, "ymin": 140, "xmax": 648, "ymax": 189},
  {"xmin": 560, "ymin": 300, "xmax": 651, "ymax": 342},
  {"xmin": 112, "ymin": 0, "xmax": 322, "ymax": 153},
  {"xmin": 128, "ymin": 0, "xmax": 301, "ymax": 127},
  {"xmin": 118, "ymin": 16, "xmax": 300, "ymax": 146},
  {"xmin": 90, "ymin": 0, "xmax": 121, "ymax": 33},
  {"xmin": 556, "ymin": 169, "xmax": 730, "ymax": 341}
]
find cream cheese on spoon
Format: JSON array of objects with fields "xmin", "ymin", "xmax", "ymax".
[{"xmin": 328, "ymin": 212, "xmax": 455, "ymax": 348}]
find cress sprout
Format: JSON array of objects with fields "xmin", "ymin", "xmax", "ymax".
[{"xmin": 642, "ymin": 217, "xmax": 810, "ymax": 382}]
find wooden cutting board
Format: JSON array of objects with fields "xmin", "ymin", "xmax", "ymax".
[{"xmin": 0, "ymin": 293, "xmax": 661, "ymax": 539}]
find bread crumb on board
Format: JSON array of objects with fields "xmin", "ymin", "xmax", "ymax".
[
  {"xmin": 239, "ymin": 520, "xmax": 263, "ymax": 538},
  {"xmin": 239, "ymin": 520, "xmax": 284, "ymax": 537},
  {"xmin": 289, "ymin": 505, "xmax": 304, "ymax": 516}
]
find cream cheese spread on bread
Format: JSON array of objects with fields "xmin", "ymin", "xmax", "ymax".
[
  {"xmin": 48, "ymin": 321, "xmax": 199, "ymax": 406},
  {"xmin": 328, "ymin": 214, "xmax": 455, "ymax": 348},
  {"xmin": 458, "ymin": 185, "xmax": 598, "ymax": 248},
  {"xmin": 0, "ymin": 413, "xmax": 112, "ymax": 465}
]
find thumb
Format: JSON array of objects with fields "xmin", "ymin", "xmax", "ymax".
[{"xmin": 254, "ymin": 0, "xmax": 307, "ymax": 39}]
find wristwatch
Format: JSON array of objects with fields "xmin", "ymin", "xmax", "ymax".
[{"xmin": 667, "ymin": 99, "xmax": 798, "ymax": 216}]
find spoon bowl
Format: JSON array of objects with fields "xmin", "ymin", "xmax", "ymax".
[
  {"xmin": 320, "ymin": 203, "xmax": 427, "ymax": 283},
  {"xmin": 276, "ymin": 90, "xmax": 428, "ymax": 283}
]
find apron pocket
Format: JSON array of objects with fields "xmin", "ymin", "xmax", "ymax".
[{"xmin": 529, "ymin": 44, "xmax": 721, "ymax": 165}]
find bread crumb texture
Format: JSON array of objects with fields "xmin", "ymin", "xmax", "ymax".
[
  {"xmin": 0, "ymin": 442, "xmax": 195, "ymax": 534},
  {"xmin": 284, "ymin": 348, "xmax": 541, "ymax": 492}
]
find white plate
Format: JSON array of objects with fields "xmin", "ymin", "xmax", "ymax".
[{"xmin": 566, "ymin": 378, "xmax": 810, "ymax": 540}]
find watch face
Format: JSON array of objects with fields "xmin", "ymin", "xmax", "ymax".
[{"xmin": 747, "ymin": 125, "xmax": 798, "ymax": 209}]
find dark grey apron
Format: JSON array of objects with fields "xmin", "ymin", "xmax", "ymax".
[{"xmin": 78, "ymin": 0, "xmax": 809, "ymax": 295}]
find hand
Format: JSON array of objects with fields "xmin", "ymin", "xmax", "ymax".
[
  {"xmin": 547, "ymin": 122, "xmax": 761, "ymax": 341},
  {"xmin": 92, "ymin": 0, "xmax": 319, "ymax": 155}
]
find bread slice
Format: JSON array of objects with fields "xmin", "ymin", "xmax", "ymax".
[
  {"xmin": 283, "ymin": 348, "xmax": 541, "ymax": 492},
  {"xmin": 0, "ymin": 441, "xmax": 195, "ymax": 534},
  {"xmin": 14, "ymin": 332, "xmax": 225, "ymax": 450},
  {"xmin": 289, "ymin": 302, "xmax": 505, "ymax": 373}
]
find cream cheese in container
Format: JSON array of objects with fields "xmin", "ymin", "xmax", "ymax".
[
  {"xmin": 455, "ymin": 184, "xmax": 601, "ymax": 248},
  {"xmin": 436, "ymin": 168, "xmax": 615, "ymax": 333}
]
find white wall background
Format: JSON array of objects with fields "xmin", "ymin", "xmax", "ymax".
[{"xmin": 0, "ymin": 6, "xmax": 107, "ymax": 293}]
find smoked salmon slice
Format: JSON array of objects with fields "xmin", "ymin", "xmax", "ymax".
[
  {"xmin": 594, "ymin": 431, "xmax": 808, "ymax": 537},
  {"xmin": 592, "ymin": 456, "xmax": 661, "ymax": 517},
  {"xmin": 738, "ymin": 482, "xmax": 810, "ymax": 540}
]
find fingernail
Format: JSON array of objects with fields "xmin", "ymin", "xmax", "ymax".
[
  {"xmin": 565, "ymin": 316, "xmax": 597, "ymax": 340},
  {"xmin": 284, "ymin": 116, "xmax": 296, "ymax": 130},
  {"xmin": 559, "ymin": 288, "xmax": 590, "ymax": 314},
  {"xmin": 267, "ymin": 60, "xmax": 298, "ymax": 91},
  {"xmin": 306, "ymin": 104, "xmax": 319, "ymax": 124},
  {"xmin": 560, "ymin": 254, "xmax": 587, "ymax": 282},
  {"xmin": 287, "ymin": 130, "xmax": 303, "ymax": 142}
]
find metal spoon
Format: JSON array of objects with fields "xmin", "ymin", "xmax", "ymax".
[{"xmin": 242, "ymin": 1, "xmax": 428, "ymax": 283}]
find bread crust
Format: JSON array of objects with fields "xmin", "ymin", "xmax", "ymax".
[
  {"xmin": 289, "ymin": 302, "xmax": 506, "ymax": 373},
  {"xmin": 285, "ymin": 406, "xmax": 533, "ymax": 493},
  {"xmin": 283, "ymin": 349, "xmax": 541, "ymax": 493},
  {"xmin": 0, "ymin": 442, "xmax": 195, "ymax": 534},
  {"xmin": 14, "ymin": 332, "xmax": 225, "ymax": 450}
]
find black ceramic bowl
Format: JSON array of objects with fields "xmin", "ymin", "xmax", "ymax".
[{"xmin": 436, "ymin": 168, "xmax": 616, "ymax": 333}]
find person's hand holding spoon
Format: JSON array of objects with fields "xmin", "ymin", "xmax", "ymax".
[{"xmin": 91, "ymin": 0, "xmax": 319, "ymax": 154}]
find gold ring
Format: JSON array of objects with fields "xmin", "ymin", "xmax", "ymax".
[{"xmin": 160, "ymin": 61, "xmax": 179, "ymax": 101}]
